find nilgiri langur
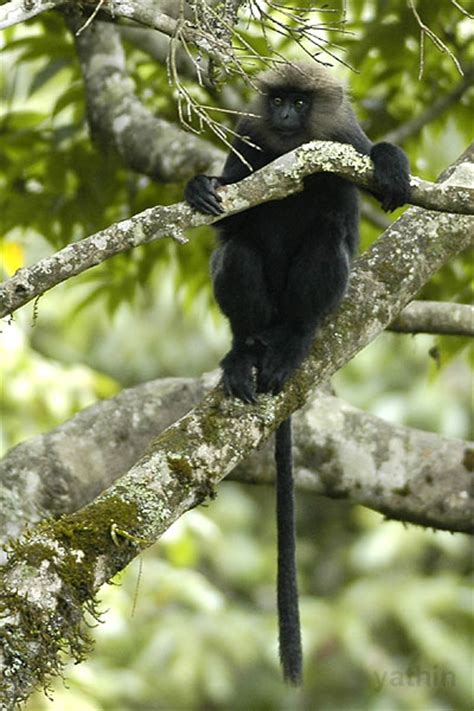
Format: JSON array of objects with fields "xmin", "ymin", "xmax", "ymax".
[{"xmin": 185, "ymin": 61, "xmax": 410, "ymax": 684}]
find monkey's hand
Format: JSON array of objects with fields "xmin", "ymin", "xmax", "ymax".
[
  {"xmin": 184, "ymin": 175, "xmax": 224, "ymax": 216},
  {"xmin": 370, "ymin": 142, "xmax": 411, "ymax": 212}
]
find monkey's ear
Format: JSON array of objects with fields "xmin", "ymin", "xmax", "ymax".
[{"xmin": 315, "ymin": 83, "xmax": 344, "ymax": 110}]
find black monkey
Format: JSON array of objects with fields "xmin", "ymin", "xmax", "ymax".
[{"xmin": 184, "ymin": 62, "xmax": 410, "ymax": 684}]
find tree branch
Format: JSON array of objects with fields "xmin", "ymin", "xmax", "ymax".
[
  {"xmin": 0, "ymin": 0, "xmax": 241, "ymax": 70},
  {"xmin": 1, "ymin": 141, "xmax": 473, "ymax": 319},
  {"xmin": 0, "ymin": 0, "xmax": 60, "ymax": 29},
  {"xmin": 1, "ymin": 151, "xmax": 473, "ymax": 706},
  {"xmin": 0, "ymin": 0, "xmax": 178, "ymax": 32},
  {"xmin": 388, "ymin": 300, "xmax": 473, "ymax": 336},
  {"xmin": 2, "ymin": 375, "xmax": 471, "ymax": 557},
  {"xmin": 65, "ymin": 16, "xmax": 225, "ymax": 182}
]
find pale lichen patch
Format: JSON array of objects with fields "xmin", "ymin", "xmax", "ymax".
[{"xmin": 9, "ymin": 560, "xmax": 61, "ymax": 610}]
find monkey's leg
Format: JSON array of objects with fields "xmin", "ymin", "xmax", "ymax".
[
  {"xmin": 212, "ymin": 240, "xmax": 273, "ymax": 402},
  {"xmin": 258, "ymin": 236, "xmax": 350, "ymax": 394}
]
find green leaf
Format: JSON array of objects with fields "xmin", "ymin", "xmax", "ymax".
[
  {"xmin": 52, "ymin": 82, "xmax": 84, "ymax": 118},
  {"xmin": 1, "ymin": 110, "xmax": 46, "ymax": 129},
  {"xmin": 30, "ymin": 58, "xmax": 70, "ymax": 94}
]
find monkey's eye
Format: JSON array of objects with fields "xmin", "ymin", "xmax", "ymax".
[
  {"xmin": 295, "ymin": 99, "xmax": 305, "ymax": 110},
  {"xmin": 272, "ymin": 97, "xmax": 283, "ymax": 106}
]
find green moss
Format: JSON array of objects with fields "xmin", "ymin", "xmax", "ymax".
[
  {"xmin": 54, "ymin": 496, "xmax": 139, "ymax": 549},
  {"xmin": 198, "ymin": 411, "xmax": 225, "ymax": 445},
  {"xmin": 150, "ymin": 420, "xmax": 190, "ymax": 451},
  {"xmin": 463, "ymin": 448, "xmax": 474, "ymax": 472},
  {"xmin": 168, "ymin": 455, "xmax": 194, "ymax": 478},
  {"xmin": 0, "ymin": 495, "xmax": 143, "ymax": 702},
  {"xmin": 393, "ymin": 483, "xmax": 411, "ymax": 497}
]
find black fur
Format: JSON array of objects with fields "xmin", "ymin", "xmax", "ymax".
[
  {"xmin": 184, "ymin": 62, "xmax": 410, "ymax": 684},
  {"xmin": 275, "ymin": 417, "xmax": 301, "ymax": 684}
]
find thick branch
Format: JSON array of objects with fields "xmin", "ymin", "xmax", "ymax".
[
  {"xmin": 66, "ymin": 17, "xmax": 224, "ymax": 181},
  {"xmin": 0, "ymin": 0, "xmax": 60, "ymax": 28},
  {"xmin": 1, "ymin": 151, "xmax": 473, "ymax": 705},
  {"xmin": 0, "ymin": 0, "xmax": 179, "ymax": 32},
  {"xmin": 1, "ymin": 375, "xmax": 471, "ymax": 556},
  {"xmin": 1, "ymin": 141, "xmax": 473, "ymax": 319},
  {"xmin": 389, "ymin": 301, "xmax": 473, "ymax": 336}
]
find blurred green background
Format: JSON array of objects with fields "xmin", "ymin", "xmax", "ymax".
[{"xmin": 1, "ymin": 0, "xmax": 472, "ymax": 709}]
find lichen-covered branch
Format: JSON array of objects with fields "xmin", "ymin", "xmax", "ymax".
[
  {"xmin": 97, "ymin": 0, "xmax": 235, "ymax": 66},
  {"xmin": 2, "ymin": 141, "xmax": 473, "ymax": 319},
  {"xmin": 0, "ymin": 0, "xmax": 60, "ymax": 29},
  {"xmin": 235, "ymin": 393, "xmax": 473, "ymax": 533},
  {"xmin": 1, "ymin": 374, "xmax": 471, "ymax": 559},
  {"xmin": 0, "ymin": 0, "xmax": 183, "ymax": 33},
  {"xmin": 389, "ymin": 300, "xmax": 474, "ymax": 336},
  {"xmin": 1, "ymin": 153, "xmax": 473, "ymax": 706},
  {"xmin": 65, "ymin": 16, "xmax": 224, "ymax": 181}
]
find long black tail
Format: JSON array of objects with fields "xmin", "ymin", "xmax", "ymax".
[{"xmin": 275, "ymin": 417, "xmax": 303, "ymax": 685}]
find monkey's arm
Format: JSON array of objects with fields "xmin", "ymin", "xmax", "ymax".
[
  {"xmin": 340, "ymin": 110, "xmax": 411, "ymax": 212},
  {"xmin": 369, "ymin": 142, "xmax": 411, "ymax": 211},
  {"xmin": 184, "ymin": 119, "xmax": 259, "ymax": 215}
]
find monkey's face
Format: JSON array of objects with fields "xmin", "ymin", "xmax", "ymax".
[
  {"xmin": 265, "ymin": 91, "xmax": 313, "ymax": 150},
  {"xmin": 256, "ymin": 62, "xmax": 346, "ymax": 154}
]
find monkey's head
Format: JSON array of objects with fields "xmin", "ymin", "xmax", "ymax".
[{"xmin": 254, "ymin": 61, "xmax": 346, "ymax": 154}]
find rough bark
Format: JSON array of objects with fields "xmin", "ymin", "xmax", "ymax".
[
  {"xmin": 1, "ymin": 376, "xmax": 471, "ymax": 561},
  {"xmin": 389, "ymin": 301, "xmax": 473, "ymax": 336}
]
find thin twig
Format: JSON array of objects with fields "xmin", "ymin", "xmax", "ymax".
[
  {"xmin": 75, "ymin": 0, "xmax": 106, "ymax": 35},
  {"xmin": 449, "ymin": 0, "xmax": 474, "ymax": 19},
  {"xmin": 408, "ymin": 0, "xmax": 464, "ymax": 76}
]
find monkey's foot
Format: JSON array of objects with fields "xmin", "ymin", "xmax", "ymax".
[
  {"xmin": 221, "ymin": 350, "xmax": 256, "ymax": 403},
  {"xmin": 257, "ymin": 355, "xmax": 295, "ymax": 395},
  {"xmin": 256, "ymin": 328, "xmax": 311, "ymax": 395}
]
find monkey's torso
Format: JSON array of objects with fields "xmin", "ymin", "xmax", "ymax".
[
  {"xmin": 212, "ymin": 132, "xmax": 360, "ymax": 330},
  {"xmin": 219, "ymin": 171, "xmax": 359, "ymax": 262}
]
